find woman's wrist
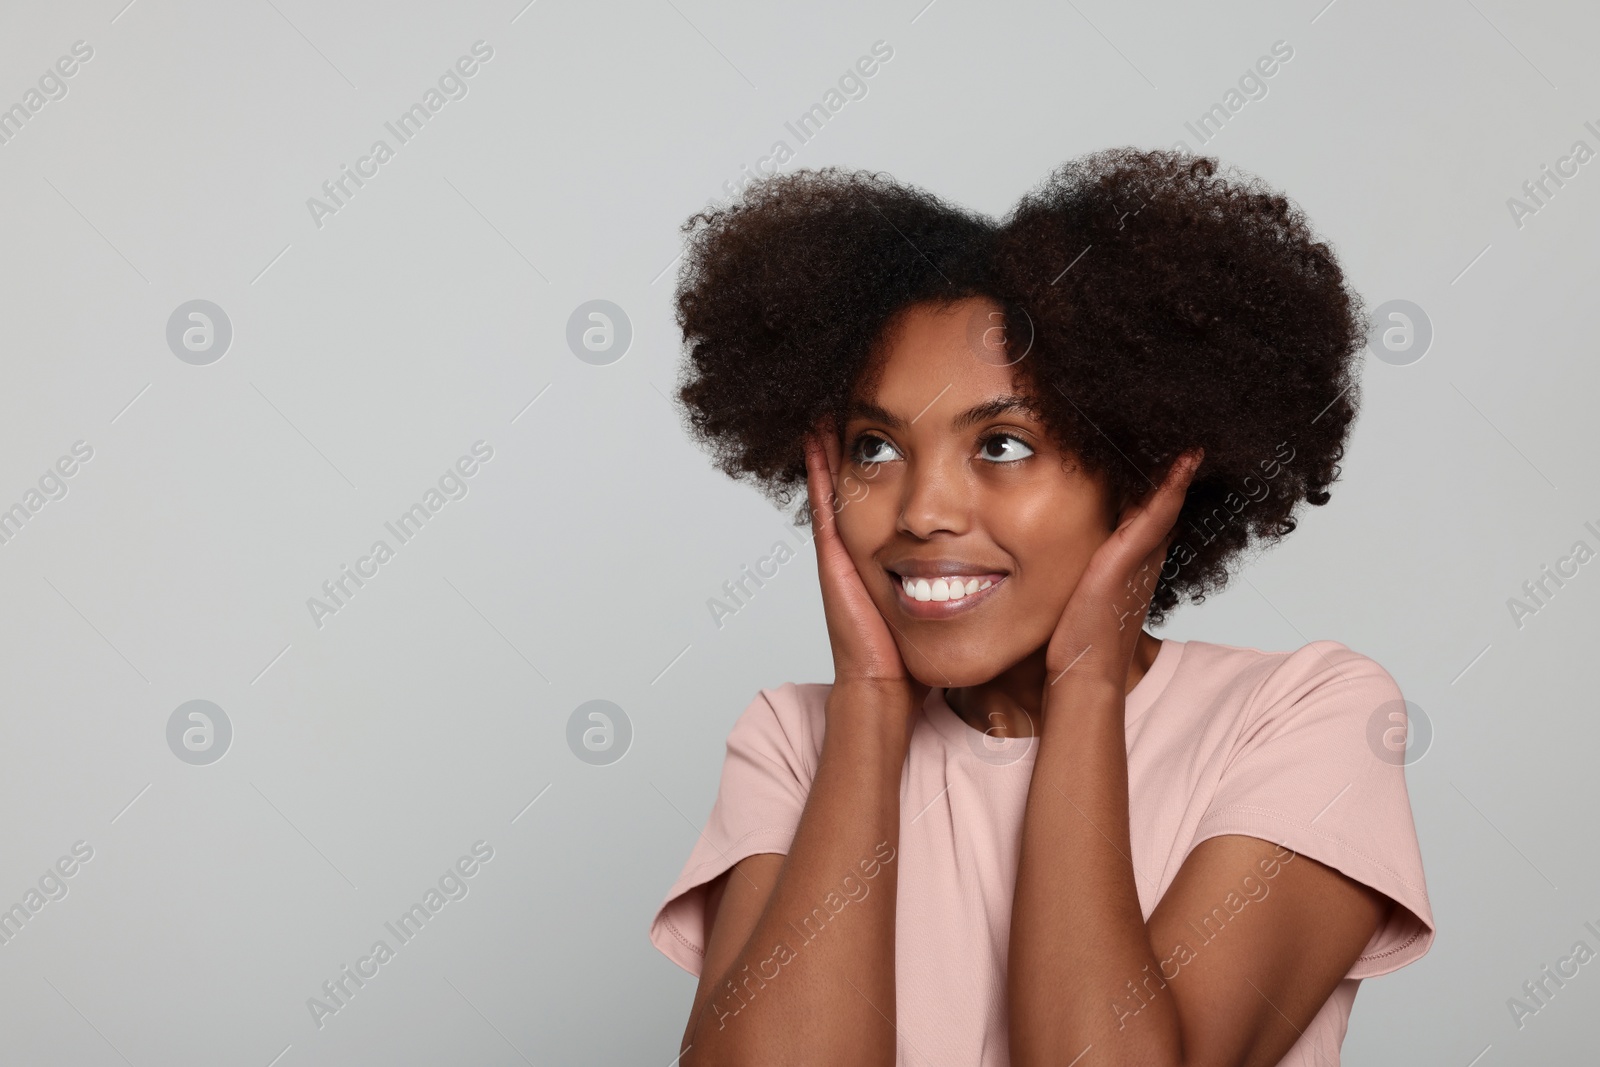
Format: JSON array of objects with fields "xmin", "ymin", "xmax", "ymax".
[
  {"xmin": 1040, "ymin": 674, "xmax": 1124, "ymax": 717},
  {"xmin": 823, "ymin": 679, "xmax": 920, "ymax": 768}
]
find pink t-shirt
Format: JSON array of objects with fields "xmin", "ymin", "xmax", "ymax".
[{"xmin": 649, "ymin": 638, "xmax": 1435, "ymax": 1065}]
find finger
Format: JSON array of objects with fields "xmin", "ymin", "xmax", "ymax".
[
  {"xmin": 804, "ymin": 431, "xmax": 859, "ymax": 584},
  {"xmin": 805, "ymin": 429, "xmax": 882, "ymax": 631},
  {"xmin": 824, "ymin": 419, "xmax": 857, "ymax": 519},
  {"xmin": 803, "ymin": 432, "xmax": 837, "ymax": 537},
  {"xmin": 1117, "ymin": 448, "xmax": 1204, "ymax": 541},
  {"xmin": 1144, "ymin": 448, "xmax": 1204, "ymax": 539},
  {"xmin": 1166, "ymin": 447, "xmax": 1204, "ymax": 488},
  {"xmin": 1144, "ymin": 447, "xmax": 1204, "ymax": 508},
  {"xmin": 1079, "ymin": 449, "xmax": 1201, "ymax": 615},
  {"xmin": 819, "ymin": 415, "xmax": 843, "ymax": 481}
]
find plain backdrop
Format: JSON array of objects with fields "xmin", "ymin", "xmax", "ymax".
[{"xmin": 0, "ymin": 0, "xmax": 1595, "ymax": 1063}]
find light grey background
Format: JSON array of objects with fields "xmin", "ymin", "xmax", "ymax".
[{"xmin": 0, "ymin": 0, "xmax": 1594, "ymax": 1063}]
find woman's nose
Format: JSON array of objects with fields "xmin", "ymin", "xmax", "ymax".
[{"xmin": 896, "ymin": 461, "xmax": 970, "ymax": 539}]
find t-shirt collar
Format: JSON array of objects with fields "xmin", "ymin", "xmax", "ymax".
[{"xmin": 923, "ymin": 639, "xmax": 1186, "ymax": 757}]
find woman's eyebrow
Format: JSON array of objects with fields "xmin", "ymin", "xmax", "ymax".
[
  {"xmin": 844, "ymin": 399, "xmax": 906, "ymax": 429},
  {"xmin": 951, "ymin": 394, "xmax": 1040, "ymax": 430},
  {"xmin": 845, "ymin": 394, "xmax": 1040, "ymax": 431}
]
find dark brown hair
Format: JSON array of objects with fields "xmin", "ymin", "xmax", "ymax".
[{"xmin": 672, "ymin": 148, "xmax": 1369, "ymax": 625}]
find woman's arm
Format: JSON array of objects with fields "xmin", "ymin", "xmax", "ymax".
[
  {"xmin": 1007, "ymin": 449, "xmax": 1390, "ymax": 1064},
  {"xmin": 1007, "ymin": 676, "xmax": 1391, "ymax": 1067},
  {"xmin": 678, "ymin": 852, "xmax": 783, "ymax": 1057},
  {"xmin": 679, "ymin": 683, "xmax": 911, "ymax": 1067},
  {"xmin": 679, "ymin": 427, "xmax": 924, "ymax": 1064}
]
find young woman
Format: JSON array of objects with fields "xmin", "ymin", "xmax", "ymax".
[{"xmin": 648, "ymin": 148, "xmax": 1434, "ymax": 1066}]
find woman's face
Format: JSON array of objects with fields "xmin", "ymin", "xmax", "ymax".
[{"xmin": 833, "ymin": 296, "xmax": 1121, "ymax": 689}]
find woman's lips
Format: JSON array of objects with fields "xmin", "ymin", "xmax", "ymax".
[{"xmin": 889, "ymin": 571, "xmax": 1008, "ymax": 619}]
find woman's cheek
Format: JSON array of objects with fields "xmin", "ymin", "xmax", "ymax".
[
  {"xmin": 832, "ymin": 484, "xmax": 886, "ymax": 577},
  {"xmin": 837, "ymin": 467, "xmax": 873, "ymax": 506},
  {"xmin": 989, "ymin": 494, "xmax": 1099, "ymax": 629}
]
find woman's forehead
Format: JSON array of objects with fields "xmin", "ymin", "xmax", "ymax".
[{"xmin": 858, "ymin": 322, "xmax": 1032, "ymax": 414}]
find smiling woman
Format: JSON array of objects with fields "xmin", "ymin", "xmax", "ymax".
[{"xmin": 649, "ymin": 148, "xmax": 1434, "ymax": 1067}]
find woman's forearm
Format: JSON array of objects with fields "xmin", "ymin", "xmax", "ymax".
[
  {"xmin": 1008, "ymin": 679, "xmax": 1184, "ymax": 1067},
  {"xmin": 685, "ymin": 682, "xmax": 910, "ymax": 1067}
]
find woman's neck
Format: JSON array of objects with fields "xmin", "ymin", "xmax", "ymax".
[{"xmin": 943, "ymin": 630, "xmax": 1163, "ymax": 738}]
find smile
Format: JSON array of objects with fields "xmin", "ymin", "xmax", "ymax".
[{"xmin": 889, "ymin": 571, "xmax": 1007, "ymax": 618}]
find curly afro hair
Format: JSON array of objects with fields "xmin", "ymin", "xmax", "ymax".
[{"xmin": 672, "ymin": 148, "xmax": 1371, "ymax": 626}]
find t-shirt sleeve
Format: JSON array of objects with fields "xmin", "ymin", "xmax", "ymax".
[
  {"xmin": 1190, "ymin": 640, "xmax": 1436, "ymax": 979},
  {"xmin": 648, "ymin": 683, "xmax": 818, "ymax": 976}
]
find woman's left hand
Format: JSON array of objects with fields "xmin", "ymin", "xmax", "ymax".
[{"xmin": 1042, "ymin": 448, "xmax": 1204, "ymax": 695}]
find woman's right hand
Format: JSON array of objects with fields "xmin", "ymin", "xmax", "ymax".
[{"xmin": 803, "ymin": 421, "xmax": 930, "ymax": 730}]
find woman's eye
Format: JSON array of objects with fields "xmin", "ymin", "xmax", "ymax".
[
  {"xmin": 853, "ymin": 434, "xmax": 903, "ymax": 465},
  {"xmin": 980, "ymin": 434, "xmax": 1034, "ymax": 463}
]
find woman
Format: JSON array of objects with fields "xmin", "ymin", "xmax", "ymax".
[{"xmin": 648, "ymin": 147, "xmax": 1434, "ymax": 1066}]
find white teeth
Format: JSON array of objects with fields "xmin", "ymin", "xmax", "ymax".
[{"xmin": 898, "ymin": 574, "xmax": 996, "ymax": 603}]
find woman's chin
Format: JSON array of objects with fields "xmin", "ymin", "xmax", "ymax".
[
  {"xmin": 899, "ymin": 637, "xmax": 1048, "ymax": 691},
  {"xmin": 907, "ymin": 660, "xmax": 1006, "ymax": 690}
]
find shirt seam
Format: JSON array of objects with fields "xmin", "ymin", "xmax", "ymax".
[
  {"xmin": 1197, "ymin": 803, "xmax": 1431, "ymax": 903},
  {"xmin": 660, "ymin": 914, "xmax": 704, "ymax": 960},
  {"xmin": 678, "ymin": 826, "xmax": 795, "ymax": 880},
  {"xmin": 657, "ymin": 826, "xmax": 798, "ymax": 963}
]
